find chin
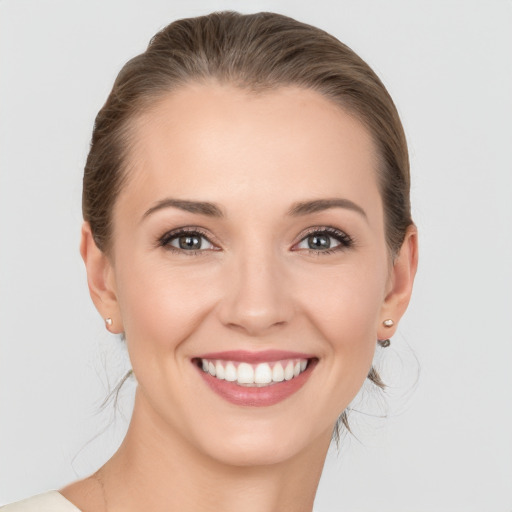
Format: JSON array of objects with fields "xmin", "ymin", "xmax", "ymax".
[
  {"xmin": 188, "ymin": 413, "xmax": 332, "ymax": 468},
  {"xmin": 202, "ymin": 434, "xmax": 310, "ymax": 467}
]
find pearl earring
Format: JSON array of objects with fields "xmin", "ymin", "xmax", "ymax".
[
  {"xmin": 377, "ymin": 319, "xmax": 394, "ymax": 347},
  {"xmin": 105, "ymin": 317, "xmax": 113, "ymax": 327}
]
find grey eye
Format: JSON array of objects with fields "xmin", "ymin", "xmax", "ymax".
[
  {"xmin": 168, "ymin": 233, "xmax": 214, "ymax": 251},
  {"xmin": 297, "ymin": 233, "xmax": 341, "ymax": 251}
]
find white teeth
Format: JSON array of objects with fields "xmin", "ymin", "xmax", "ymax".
[
  {"xmin": 200, "ymin": 358, "xmax": 310, "ymax": 387},
  {"xmin": 272, "ymin": 362, "xmax": 284, "ymax": 382},
  {"xmin": 284, "ymin": 361, "xmax": 294, "ymax": 381},
  {"xmin": 215, "ymin": 361, "xmax": 225, "ymax": 380},
  {"xmin": 237, "ymin": 363, "xmax": 254, "ymax": 384},
  {"xmin": 225, "ymin": 362, "xmax": 237, "ymax": 382},
  {"xmin": 254, "ymin": 363, "xmax": 272, "ymax": 384}
]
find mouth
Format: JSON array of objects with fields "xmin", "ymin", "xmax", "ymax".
[
  {"xmin": 196, "ymin": 357, "xmax": 309, "ymax": 386},
  {"xmin": 192, "ymin": 351, "xmax": 318, "ymax": 406}
]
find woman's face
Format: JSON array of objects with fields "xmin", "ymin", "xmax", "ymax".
[{"xmin": 96, "ymin": 83, "xmax": 405, "ymax": 465}]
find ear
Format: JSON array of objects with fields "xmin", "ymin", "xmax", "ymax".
[
  {"xmin": 80, "ymin": 222, "xmax": 123, "ymax": 334},
  {"xmin": 378, "ymin": 224, "xmax": 418, "ymax": 340}
]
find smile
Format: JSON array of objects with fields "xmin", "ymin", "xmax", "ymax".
[
  {"xmin": 199, "ymin": 358, "xmax": 309, "ymax": 387},
  {"xmin": 193, "ymin": 351, "xmax": 317, "ymax": 407}
]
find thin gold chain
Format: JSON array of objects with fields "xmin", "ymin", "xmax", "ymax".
[{"xmin": 93, "ymin": 468, "xmax": 108, "ymax": 512}]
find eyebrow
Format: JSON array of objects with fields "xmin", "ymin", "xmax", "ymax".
[
  {"xmin": 142, "ymin": 197, "xmax": 367, "ymax": 221},
  {"xmin": 143, "ymin": 198, "xmax": 224, "ymax": 219},
  {"xmin": 287, "ymin": 198, "xmax": 367, "ymax": 219}
]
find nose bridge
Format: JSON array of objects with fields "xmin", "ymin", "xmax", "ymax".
[{"xmin": 218, "ymin": 239, "xmax": 293, "ymax": 336}]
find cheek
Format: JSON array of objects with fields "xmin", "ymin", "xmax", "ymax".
[
  {"xmin": 301, "ymin": 261, "xmax": 386, "ymax": 341},
  {"xmin": 114, "ymin": 256, "xmax": 220, "ymax": 355},
  {"xmin": 296, "ymin": 259, "xmax": 388, "ymax": 394}
]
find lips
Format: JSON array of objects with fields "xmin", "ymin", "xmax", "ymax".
[
  {"xmin": 200, "ymin": 358, "xmax": 308, "ymax": 385},
  {"xmin": 193, "ymin": 350, "xmax": 317, "ymax": 406}
]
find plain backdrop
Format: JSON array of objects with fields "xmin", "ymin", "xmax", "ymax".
[{"xmin": 1, "ymin": 1, "xmax": 511, "ymax": 510}]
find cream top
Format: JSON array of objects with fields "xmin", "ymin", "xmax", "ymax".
[
  {"xmin": 1, "ymin": 491, "xmax": 321, "ymax": 511},
  {"xmin": 0, "ymin": 492, "xmax": 80, "ymax": 511}
]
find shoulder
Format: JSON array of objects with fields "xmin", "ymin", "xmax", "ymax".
[{"xmin": 1, "ymin": 491, "xmax": 81, "ymax": 512}]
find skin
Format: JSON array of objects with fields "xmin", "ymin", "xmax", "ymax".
[{"xmin": 62, "ymin": 83, "xmax": 417, "ymax": 512}]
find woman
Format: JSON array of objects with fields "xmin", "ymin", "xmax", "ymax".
[{"xmin": 2, "ymin": 11, "xmax": 417, "ymax": 512}]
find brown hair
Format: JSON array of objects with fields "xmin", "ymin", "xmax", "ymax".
[{"xmin": 83, "ymin": 11, "xmax": 412, "ymax": 435}]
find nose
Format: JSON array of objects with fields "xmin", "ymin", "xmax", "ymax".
[{"xmin": 217, "ymin": 247, "xmax": 294, "ymax": 337}]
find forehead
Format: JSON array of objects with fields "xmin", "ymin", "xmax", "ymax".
[{"xmin": 119, "ymin": 83, "xmax": 382, "ymax": 220}]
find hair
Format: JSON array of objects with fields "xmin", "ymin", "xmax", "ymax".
[{"xmin": 83, "ymin": 11, "xmax": 412, "ymax": 436}]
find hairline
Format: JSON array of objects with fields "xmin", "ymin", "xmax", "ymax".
[{"xmin": 104, "ymin": 78, "xmax": 393, "ymax": 257}]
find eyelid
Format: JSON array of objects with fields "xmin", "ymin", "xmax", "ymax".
[
  {"xmin": 292, "ymin": 226, "xmax": 354, "ymax": 253},
  {"xmin": 157, "ymin": 226, "xmax": 220, "ymax": 254},
  {"xmin": 157, "ymin": 225, "xmax": 353, "ymax": 256}
]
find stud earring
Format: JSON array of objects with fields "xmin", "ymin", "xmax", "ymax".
[
  {"xmin": 378, "ymin": 319, "xmax": 394, "ymax": 347},
  {"xmin": 105, "ymin": 317, "xmax": 113, "ymax": 327}
]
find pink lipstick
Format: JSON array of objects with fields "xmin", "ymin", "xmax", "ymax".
[{"xmin": 193, "ymin": 350, "xmax": 318, "ymax": 407}]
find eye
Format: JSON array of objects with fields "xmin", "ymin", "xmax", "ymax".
[
  {"xmin": 294, "ymin": 227, "xmax": 353, "ymax": 255},
  {"xmin": 158, "ymin": 228, "xmax": 217, "ymax": 255}
]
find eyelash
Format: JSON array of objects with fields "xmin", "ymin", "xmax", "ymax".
[
  {"xmin": 157, "ymin": 226, "xmax": 354, "ymax": 257},
  {"xmin": 157, "ymin": 227, "xmax": 215, "ymax": 257},
  {"xmin": 296, "ymin": 226, "xmax": 354, "ymax": 256}
]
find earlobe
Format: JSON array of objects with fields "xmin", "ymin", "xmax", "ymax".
[
  {"xmin": 378, "ymin": 224, "xmax": 418, "ymax": 340},
  {"xmin": 80, "ymin": 222, "xmax": 123, "ymax": 333}
]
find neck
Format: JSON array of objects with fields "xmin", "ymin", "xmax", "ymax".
[{"xmin": 98, "ymin": 388, "xmax": 331, "ymax": 512}]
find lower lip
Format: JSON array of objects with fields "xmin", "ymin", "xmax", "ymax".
[{"xmin": 195, "ymin": 359, "xmax": 317, "ymax": 407}]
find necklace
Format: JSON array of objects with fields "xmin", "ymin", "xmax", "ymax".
[{"xmin": 93, "ymin": 468, "xmax": 108, "ymax": 512}]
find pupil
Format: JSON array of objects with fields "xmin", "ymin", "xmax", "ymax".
[
  {"xmin": 308, "ymin": 234, "xmax": 330, "ymax": 249},
  {"xmin": 179, "ymin": 235, "xmax": 201, "ymax": 250}
]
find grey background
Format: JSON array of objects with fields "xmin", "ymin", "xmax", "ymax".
[{"xmin": 1, "ymin": 1, "xmax": 511, "ymax": 510}]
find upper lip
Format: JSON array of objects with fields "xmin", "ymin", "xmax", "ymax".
[{"xmin": 195, "ymin": 350, "xmax": 315, "ymax": 363}]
